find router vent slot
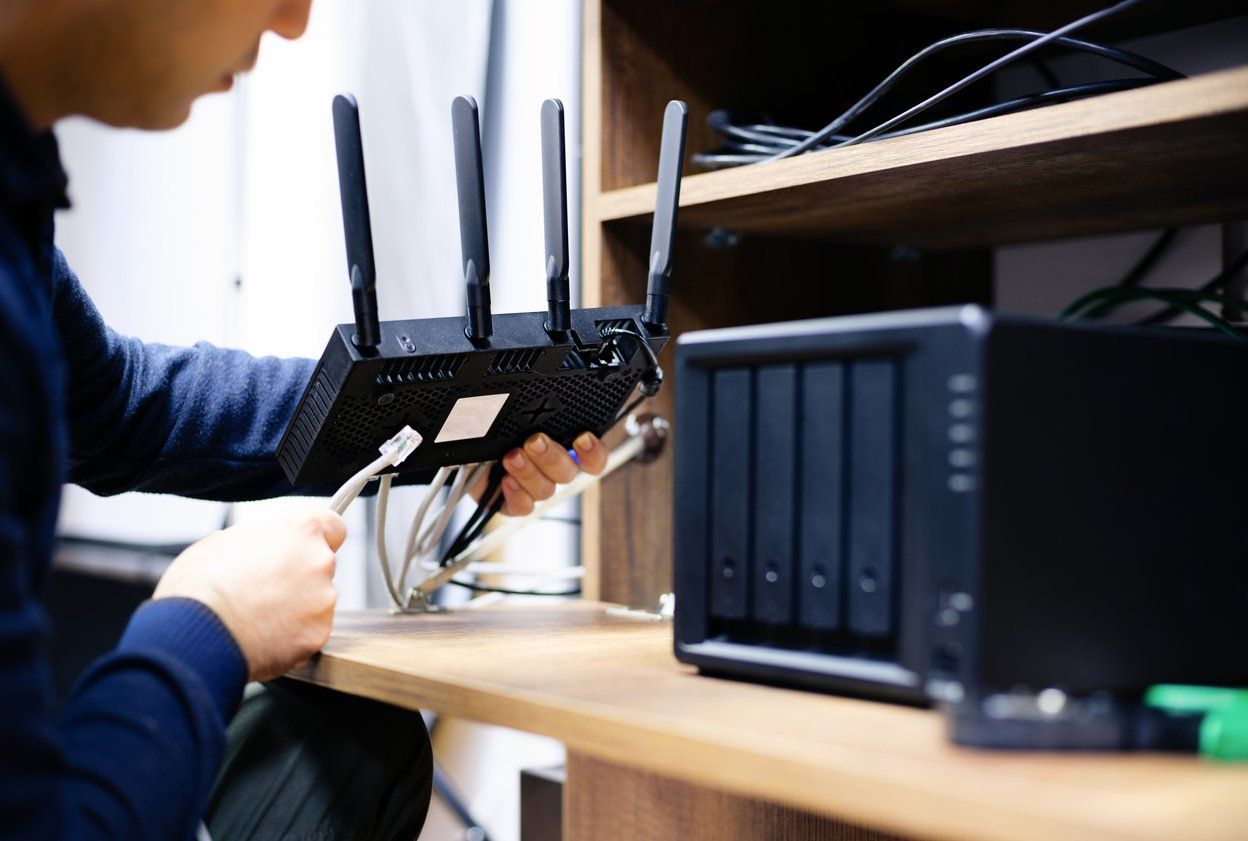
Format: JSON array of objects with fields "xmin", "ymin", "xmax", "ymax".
[
  {"xmin": 279, "ymin": 370, "xmax": 335, "ymax": 473},
  {"xmin": 377, "ymin": 353, "xmax": 466, "ymax": 385},
  {"xmin": 486, "ymin": 348, "xmax": 543, "ymax": 376},
  {"xmin": 706, "ymin": 356, "xmax": 901, "ymax": 651}
]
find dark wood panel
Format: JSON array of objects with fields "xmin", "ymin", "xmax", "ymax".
[
  {"xmin": 565, "ymin": 753, "xmax": 908, "ymax": 841},
  {"xmin": 596, "ymin": 0, "xmax": 985, "ymax": 192},
  {"xmin": 522, "ymin": 766, "xmax": 565, "ymax": 841}
]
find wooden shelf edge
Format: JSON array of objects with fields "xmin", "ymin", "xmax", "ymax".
[
  {"xmin": 294, "ymin": 605, "xmax": 1248, "ymax": 841},
  {"xmin": 591, "ymin": 66, "xmax": 1248, "ymax": 244}
]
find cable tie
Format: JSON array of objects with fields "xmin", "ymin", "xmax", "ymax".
[{"xmin": 379, "ymin": 425, "xmax": 423, "ymax": 466}]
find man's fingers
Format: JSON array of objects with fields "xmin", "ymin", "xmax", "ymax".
[
  {"xmin": 310, "ymin": 510, "xmax": 348, "ymax": 551},
  {"xmin": 573, "ymin": 432, "xmax": 607, "ymax": 475},
  {"xmin": 501, "ymin": 476, "xmax": 535, "ymax": 516},
  {"xmin": 523, "ymin": 433, "xmax": 579, "ymax": 485},
  {"xmin": 503, "ymin": 447, "xmax": 556, "ymax": 503}
]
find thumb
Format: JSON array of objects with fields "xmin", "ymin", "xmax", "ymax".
[{"xmin": 311, "ymin": 510, "xmax": 348, "ymax": 551}]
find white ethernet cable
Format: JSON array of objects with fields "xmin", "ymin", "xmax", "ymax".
[
  {"xmin": 328, "ymin": 426, "xmax": 423, "ymax": 515},
  {"xmin": 323, "ymin": 425, "xmax": 484, "ymax": 605},
  {"xmin": 329, "ymin": 417, "xmax": 665, "ymax": 612},
  {"xmin": 413, "ymin": 431, "xmax": 650, "ymax": 584},
  {"xmin": 407, "ymin": 462, "xmax": 487, "ymax": 563},
  {"xmin": 372, "ymin": 460, "xmax": 485, "ymax": 607},
  {"xmin": 397, "ymin": 424, "xmax": 655, "ymax": 612}
]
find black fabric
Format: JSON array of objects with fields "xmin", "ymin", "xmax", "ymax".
[{"xmin": 205, "ymin": 680, "xmax": 433, "ymax": 841}]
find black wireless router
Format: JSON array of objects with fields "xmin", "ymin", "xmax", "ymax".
[{"xmin": 277, "ymin": 94, "xmax": 688, "ymax": 487}]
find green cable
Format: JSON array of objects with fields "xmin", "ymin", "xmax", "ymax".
[
  {"xmin": 1059, "ymin": 287, "xmax": 1242, "ymax": 339},
  {"xmin": 1062, "ymin": 287, "xmax": 1218, "ymax": 321},
  {"xmin": 1146, "ymin": 685, "xmax": 1248, "ymax": 762},
  {"xmin": 1145, "ymin": 287, "xmax": 1248, "ymax": 312}
]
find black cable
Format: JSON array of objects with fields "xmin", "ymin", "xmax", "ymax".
[
  {"xmin": 694, "ymin": 79, "xmax": 1154, "ymax": 168},
  {"xmin": 596, "ymin": 326, "xmax": 663, "ymax": 422},
  {"xmin": 440, "ymin": 465, "xmax": 505, "ymax": 565},
  {"xmin": 770, "ymin": 5, "xmax": 1160, "ymax": 161},
  {"xmin": 446, "ymin": 579, "xmax": 582, "ymax": 597},
  {"xmin": 1136, "ymin": 245, "xmax": 1248, "ymax": 325},
  {"xmin": 706, "ymin": 79, "xmax": 1154, "ymax": 157},
  {"xmin": 1120, "ymin": 228, "xmax": 1180, "ymax": 288},
  {"xmin": 698, "ymin": 9, "xmax": 1180, "ymax": 170},
  {"xmin": 613, "ymin": 393, "xmax": 647, "ymax": 425},
  {"xmin": 707, "ymin": 111, "xmax": 838, "ymax": 150},
  {"xmin": 1079, "ymin": 228, "xmax": 1181, "ymax": 319},
  {"xmin": 740, "ymin": 122, "xmax": 817, "ymax": 141},
  {"xmin": 454, "ymin": 482, "xmax": 498, "ymax": 549},
  {"xmin": 600, "ymin": 326, "xmax": 662, "ymax": 371},
  {"xmin": 442, "ymin": 493, "xmax": 502, "ymax": 564},
  {"xmin": 713, "ymin": 71, "xmax": 1165, "ymax": 156},
  {"xmin": 436, "ymin": 328, "xmax": 665, "ymax": 595},
  {"xmin": 454, "ymin": 493, "xmax": 505, "ymax": 555}
]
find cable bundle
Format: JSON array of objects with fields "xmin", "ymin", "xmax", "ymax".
[
  {"xmin": 327, "ymin": 329, "xmax": 668, "ymax": 610},
  {"xmin": 695, "ymin": 1, "xmax": 1181, "ymax": 170},
  {"xmin": 327, "ymin": 433, "xmax": 575, "ymax": 609},
  {"xmin": 1060, "ymin": 242, "xmax": 1248, "ymax": 336}
]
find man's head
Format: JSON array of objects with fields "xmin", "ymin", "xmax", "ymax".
[{"xmin": 0, "ymin": 0, "xmax": 314, "ymax": 130}]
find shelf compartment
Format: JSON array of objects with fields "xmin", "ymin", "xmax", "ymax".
[{"xmin": 592, "ymin": 67, "xmax": 1248, "ymax": 248}]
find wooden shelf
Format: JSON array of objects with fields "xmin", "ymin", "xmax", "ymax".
[
  {"xmin": 593, "ymin": 67, "xmax": 1248, "ymax": 247},
  {"xmin": 293, "ymin": 603, "xmax": 1248, "ymax": 841},
  {"xmin": 580, "ymin": 0, "xmax": 1248, "ymax": 611}
]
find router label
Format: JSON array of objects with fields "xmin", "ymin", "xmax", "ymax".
[{"xmin": 435, "ymin": 393, "xmax": 511, "ymax": 443}]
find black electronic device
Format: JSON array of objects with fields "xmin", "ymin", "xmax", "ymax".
[
  {"xmin": 277, "ymin": 95, "xmax": 688, "ymax": 487},
  {"xmin": 673, "ymin": 307, "xmax": 1248, "ymax": 706}
]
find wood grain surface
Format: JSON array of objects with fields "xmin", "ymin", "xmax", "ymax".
[
  {"xmin": 565, "ymin": 752, "xmax": 907, "ymax": 841},
  {"xmin": 593, "ymin": 67, "xmax": 1248, "ymax": 247},
  {"xmin": 290, "ymin": 603, "xmax": 1248, "ymax": 841}
]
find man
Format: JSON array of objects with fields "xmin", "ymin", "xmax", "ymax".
[{"xmin": 0, "ymin": 1, "xmax": 606, "ymax": 838}]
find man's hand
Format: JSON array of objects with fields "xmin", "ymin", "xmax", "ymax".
[
  {"xmin": 153, "ymin": 508, "xmax": 345, "ymax": 682},
  {"xmin": 473, "ymin": 432, "xmax": 608, "ymax": 516}
]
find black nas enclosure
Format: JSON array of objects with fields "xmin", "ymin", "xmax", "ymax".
[{"xmin": 674, "ymin": 306, "xmax": 1248, "ymax": 704}]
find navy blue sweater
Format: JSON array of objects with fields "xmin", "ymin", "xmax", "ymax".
[{"xmin": 0, "ymin": 85, "xmax": 333, "ymax": 837}]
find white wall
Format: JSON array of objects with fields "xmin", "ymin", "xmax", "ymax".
[
  {"xmin": 51, "ymin": 0, "xmax": 496, "ymax": 613},
  {"xmin": 54, "ymin": 65, "xmax": 241, "ymax": 545}
]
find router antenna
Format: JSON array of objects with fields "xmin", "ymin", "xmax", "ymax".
[
  {"xmin": 452, "ymin": 95, "xmax": 492, "ymax": 342},
  {"xmin": 332, "ymin": 93, "xmax": 382, "ymax": 351},
  {"xmin": 541, "ymin": 99, "xmax": 571, "ymax": 334},
  {"xmin": 641, "ymin": 100, "xmax": 688, "ymax": 331}
]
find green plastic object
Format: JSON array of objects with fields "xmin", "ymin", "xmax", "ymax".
[{"xmin": 1146, "ymin": 685, "xmax": 1248, "ymax": 762}]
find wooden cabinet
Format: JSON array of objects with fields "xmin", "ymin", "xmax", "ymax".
[{"xmin": 579, "ymin": 0, "xmax": 1248, "ymax": 607}]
